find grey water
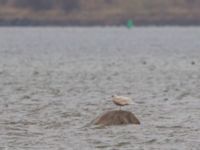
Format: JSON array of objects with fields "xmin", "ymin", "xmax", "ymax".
[{"xmin": 0, "ymin": 27, "xmax": 200, "ymax": 150}]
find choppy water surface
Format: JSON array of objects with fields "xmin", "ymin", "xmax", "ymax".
[{"xmin": 0, "ymin": 27, "xmax": 200, "ymax": 150}]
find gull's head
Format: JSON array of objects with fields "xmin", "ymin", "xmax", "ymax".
[{"xmin": 111, "ymin": 95, "xmax": 117, "ymax": 98}]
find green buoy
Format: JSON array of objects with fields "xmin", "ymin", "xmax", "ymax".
[{"xmin": 127, "ymin": 19, "xmax": 134, "ymax": 29}]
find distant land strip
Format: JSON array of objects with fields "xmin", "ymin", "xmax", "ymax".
[
  {"xmin": 1, "ymin": 18, "xmax": 200, "ymax": 26},
  {"xmin": 1, "ymin": 0, "xmax": 200, "ymax": 26}
]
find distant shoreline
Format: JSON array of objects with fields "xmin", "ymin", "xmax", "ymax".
[
  {"xmin": 1, "ymin": 18, "xmax": 200, "ymax": 26},
  {"xmin": 1, "ymin": 0, "xmax": 200, "ymax": 26}
]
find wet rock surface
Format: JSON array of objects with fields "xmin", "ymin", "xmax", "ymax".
[{"xmin": 93, "ymin": 110, "xmax": 140, "ymax": 126}]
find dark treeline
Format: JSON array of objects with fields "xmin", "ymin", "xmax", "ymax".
[
  {"xmin": 1, "ymin": 0, "xmax": 200, "ymax": 12},
  {"xmin": 0, "ymin": 0, "xmax": 80, "ymax": 11}
]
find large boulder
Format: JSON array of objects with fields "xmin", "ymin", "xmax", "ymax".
[{"xmin": 92, "ymin": 110, "xmax": 140, "ymax": 126}]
